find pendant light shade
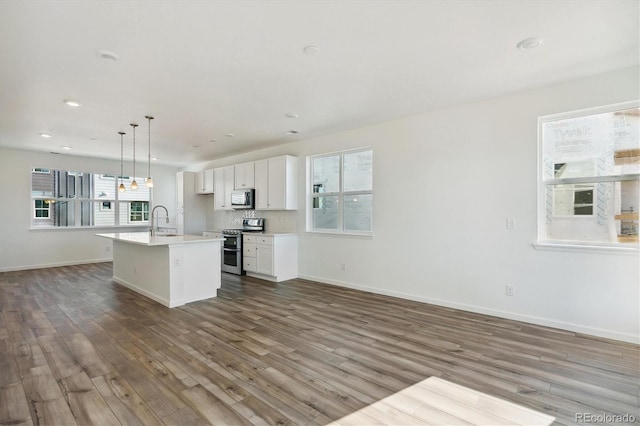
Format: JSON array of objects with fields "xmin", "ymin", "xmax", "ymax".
[
  {"xmin": 118, "ymin": 131, "xmax": 126, "ymax": 193},
  {"xmin": 130, "ymin": 123, "xmax": 139, "ymax": 190},
  {"xmin": 145, "ymin": 115, "xmax": 154, "ymax": 188}
]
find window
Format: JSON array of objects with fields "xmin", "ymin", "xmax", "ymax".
[
  {"xmin": 30, "ymin": 169, "xmax": 151, "ymax": 228},
  {"xmin": 538, "ymin": 101, "xmax": 639, "ymax": 247},
  {"xmin": 309, "ymin": 148, "xmax": 373, "ymax": 234},
  {"xmin": 129, "ymin": 201, "xmax": 149, "ymax": 222},
  {"xmin": 34, "ymin": 199, "xmax": 51, "ymax": 219}
]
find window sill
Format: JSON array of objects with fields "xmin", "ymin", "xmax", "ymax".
[
  {"xmin": 306, "ymin": 230, "xmax": 374, "ymax": 239},
  {"xmin": 30, "ymin": 225, "xmax": 150, "ymax": 232},
  {"xmin": 533, "ymin": 241, "xmax": 639, "ymax": 255}
]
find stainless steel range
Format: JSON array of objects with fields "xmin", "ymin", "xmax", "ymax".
[{"xmin": 221, "ymin": 218, "xmax": 264, "ymax": 275}]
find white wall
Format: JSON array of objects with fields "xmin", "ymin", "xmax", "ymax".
[
  {"xmin": 192, "ymin": 66, "xmax": 640, "ymax": 343},
  {"xmin": 2, "ymin": 67, "xmax": 637, "ymax": 343},
  {"xmin": 0, "ymin": 148, "xmax": 180, "ymax": 271}
]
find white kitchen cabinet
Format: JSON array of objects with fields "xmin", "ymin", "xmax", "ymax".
[
  {"xmin": 195, "ymin": 169, "xmax": 214, "ymax": 194},
  {"xmin": 254, "ymin": 159, "xmax": 269, "ymax": 210},
  {"xmin": 242, "ymin": 233, "xmax": 297, "ymax": 282},
  {"xmin": 234, "ymin": 161, "xmax": 255, "ymax": 189},
  {"xmin": 213, "ymin": 166, "xmax": 235, "ymax": 210},
  {"xmin": 176, "ymin": 171, "xmax": 206, "ymax": 235},
  {"xmin": 253, "ymin": 155, "xmax": 297, "ymax": 210},
  {"xmin": 256, "ymin": 240, "xmax": 274, "ymax": 276}
]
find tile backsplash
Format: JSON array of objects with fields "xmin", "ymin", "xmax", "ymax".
[{"xmin": 206, "ymin": 208, "xmax": 298, "ymax": 234}]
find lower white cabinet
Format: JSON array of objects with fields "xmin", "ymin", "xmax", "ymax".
[{"xmin": 242, "ymin": 234, "xmax": 297, "ymax": 282}]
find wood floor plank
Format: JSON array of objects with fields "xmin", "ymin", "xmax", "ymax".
[
  {"xmin": 0, "ymin": 337, "xmax": 21, "ymax": 386},
  {"xmin": 181, "ymin": 384, "xmax": 253, "ymax": 425},
  {"xmin": 63, "ymin": 332, "xmax": 113, "ymax": 378},
  {"xmin": 0, "ymin": 383, "xmax": 33, "ymax": 426},
  {"xmin": 92, "ymin": 373, "xmax": 165, "ymax": 426},
  {"xmin": 0, "ymin": 264, "xmax": 637, "ymax": 426},
  {"xmin": 420, "ymin": 377, "xmax": 556, "ymax": 425},
  {"xmin": 22, "ymin": 372, "xmax": 78, "ymax": 425},
  {"xmin": 59, "ymin": 371, "xmax": 121, "ymax": 426},
  {"xmin": 36, "ymin": 334, "xmax": 84, "ymax": 380}
]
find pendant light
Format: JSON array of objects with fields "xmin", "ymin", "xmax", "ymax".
[
  {"xmin": 144, "ymin": 115, "xmax": 154, "ymax": 188},
  {"xmin": 130, "ymin": 123, "xmax": 139, "ymax": 190},
  {"xmin": 118, "ymin": 131, "xmax": 126, "ymax": 192}
]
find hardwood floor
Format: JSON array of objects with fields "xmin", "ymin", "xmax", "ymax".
[{"xmin": 0, "ymin": 263, "xmax": 638, "ymax": 425}]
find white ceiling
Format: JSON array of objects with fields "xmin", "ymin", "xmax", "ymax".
[{"xmin": 0, "ymin": 0, "xmax": 637, "ymax": 167}]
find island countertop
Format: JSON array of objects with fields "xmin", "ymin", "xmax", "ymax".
[{"xmin": 96, "ymin": 232, "xmax": 223, "ymax": 247}]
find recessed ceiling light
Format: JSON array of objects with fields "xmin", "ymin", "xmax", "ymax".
[
  {"xmin": 225, "ymin": 133, "xmax": 235, "ymax": 138},
  {"xmin": 516, "ymin": 37, "xmax": 543, "ymax": 50},
  {"xmin": 97, "ymin": 50, "xmax": 119, "ymax": 61},
  {"xmin": 61, "ymin": 146, "xmax": 71, "ymax": 150},
  {"xmin": 39, "ymin": 132, "xmax": 52, "ymax": 138},
  {"xmin": 284, "ymin": 130, "xmax": 299, "ymax": 135},
  {"xmin": 208, "ymin": 139, "xmax": 217, "ymax": 143},
  {"xmin": 193, "ymin": 145, "xmax": 201, "ymax": 148},
  {"xmin": 152, "ymin": 157, "xmax": 158, "ymax": 161},
  {"xmin": 303, "ymin": 45, "xmax": 319, "ymax": 55},
  {"xmin": 64, "ymin": 99, "xmax": 81, "ymax": 107},
  {"xmin": 285, "ymin": 113, "xmax": 299, "ymax": 119},
  {"xmin": 89, "ymin": 137, "xmax": 97, "ymax": 141}
]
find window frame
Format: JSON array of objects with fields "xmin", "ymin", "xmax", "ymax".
[
  {"xmin": 129, "ymin": 201, "xmax": 150, "ymax": 223},
  {"xmin": 537, "ymin": 100, "xmax": 640, "ymax": 250},
  {"xmin": 33, "ymin": 199, "xmax": 51, "ymax": 219},
  {"xmin": 29, "ymin": 168, "xmax": 152, "ymax": 230},
  {"xmin": 307, "ymin": 147, "xmax": 373, "ymax": 236}
]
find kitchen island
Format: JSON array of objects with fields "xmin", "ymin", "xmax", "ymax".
[{"xmin": 96, "ymin": 232, "xmax": 223, "ymax": 308}]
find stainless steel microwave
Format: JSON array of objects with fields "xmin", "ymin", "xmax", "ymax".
[{"xmin": 231, "ymin": 189, "xmax": 255, "ymax": 209}]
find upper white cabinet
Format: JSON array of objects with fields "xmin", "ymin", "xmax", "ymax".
[
  {"xmin": 254, "ymin": 155, "xmax": 298, "ymax": 210},
  {"xmin": 254, "ymin": 159, "xmax": 269, "ymax": 210},
  {"xmin": 234, "ymin": 162, "xmax": 255, "ymax": 189},
  {"xmin": 195, "ymin": 169, "xmax": 214, "ymax": 194},
  {"xmin": 213, "ymin": 166, "xmax": 235, "ymax": 210}
]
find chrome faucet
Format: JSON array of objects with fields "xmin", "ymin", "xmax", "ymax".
[{"xmin": 150, "ymin": 205, "xmax": 169, "ymax": 236}]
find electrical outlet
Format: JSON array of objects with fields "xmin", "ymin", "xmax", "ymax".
[
  {"xmin": 341, "ymin": 263, "xmax": 347, "ymax": 271},
  {"xmin": 506, "ymin": 285, "xmax": 516, "ymax": 296},
  {"xmin": 106, "ymin": 246, "xmax": 111, "ymax": 252},
  {"xmin": 174, "ymin": 258, "xmax": 181, "ymax": 267},
  {"xmin": 506, "ymin": 218, "xmax": 515, "ymax": 230}
]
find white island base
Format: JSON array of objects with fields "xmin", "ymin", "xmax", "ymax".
[{"xmin": 97, "ymin": 233, "xmax": 223, "ymax": 308}]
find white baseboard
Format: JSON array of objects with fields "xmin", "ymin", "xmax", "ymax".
[
  {"xmin": 298, "ymin": 274, "xmax": 639, "ymax": 344},
  {"xmin": 0, "ymin": 258, "xmax": 113, "ymax": 273},
  {"xmin": 111, "ymin": 276, "xmax": 182, "ymax": 308}
]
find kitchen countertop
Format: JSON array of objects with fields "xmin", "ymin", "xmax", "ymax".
[
  {"xmin": 97, "ymin": 232, "xmax": 223, "ymax": 247},
  {"xmin": 204, "ymin": 230, "xmax": 297, "ymax": 237},
  {"xmin": 250, "ymin": 232, "xmax": 297, "ymax": 237}
]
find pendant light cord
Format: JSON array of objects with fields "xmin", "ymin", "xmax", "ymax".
[
  {"xmin": 145, "ymin": 115, "xmax": 154, "ymax": 187},
  {"xmin": 118, "ymin": 131, "xmax": 126, "ymax": 191},
  {"xmin": 130, "ymin": 123, "xmax": 139, "ymax": 189},
  {"xmin": 132, "ymin": 124, "xmax": 136, "ymax": 178},
  {"xmin": 120, "ymin": 133, "xmax": 124, "ymax": 179}
]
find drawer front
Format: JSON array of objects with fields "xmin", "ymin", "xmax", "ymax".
[
  {"xmin": 257, "ymin": 236, "xmax": 273, "ymax": 245},
  {"xmin": 243, "ymin": 257, "xmax": 256, "ymax": 272},
  {"xmin": 243, "ymin": 234, "xmax": 257, "ymax": 243},
  {"xmin": 243, "ymin": 243, "xmax": 256, "ymax": 257}
]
